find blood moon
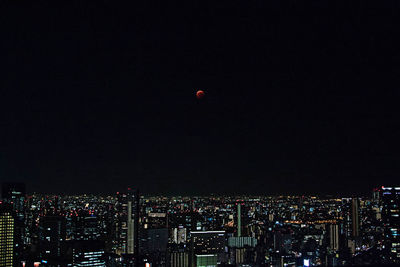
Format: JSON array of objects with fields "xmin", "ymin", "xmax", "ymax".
[{"xmin": 196, "ymin": 90, "xmax": 205, "ymax": 99}]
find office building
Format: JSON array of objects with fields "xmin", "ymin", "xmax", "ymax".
[
  {"xmin": 381, "ymin": 186, "xmax": 400, "ymax": 263},
  {"xmin": 116, "ymin": 188, "xmax": 140, "ymax": 256},
  {"xmin": 72, "ymin": 240, "xmax": 106, "ymax": 267},
  {"xmin": 191, "ymin": 231, "xmax": 226, "ymax": 266},
  {"xmin": 0, "ymin": 204, "xmax": 14, "ymax": 266},
  {"xmin": 329, "ymin": 224, "xmax": 340, "ymax": 252},
  {"xmin": 38, "ymin": 215, "xmax": 66, "ymax": 261},
  {"xmin": 228, "ymin": 236, "xmax": 257, "ymax": 248},
  {"xmin": 237, "ymin": 203, "xmax": 242, "ymax": 237},
  {"xmin": 351, "ymin": 198, "xmax": 360, "ymax": 238}
]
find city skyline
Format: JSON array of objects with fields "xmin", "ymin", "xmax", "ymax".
[{"xmin": 1, "ymin": 182, "xmax": 399, "ymax": 266}]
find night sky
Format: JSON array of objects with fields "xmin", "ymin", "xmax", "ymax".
[{"xmin": 1, "ymin": 1, "xmax": 400, "ymax": 195}]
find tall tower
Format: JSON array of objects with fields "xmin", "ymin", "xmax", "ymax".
[
  {"xmin": 1, "ymin": 182, "xmax": 26, "ymax": 253},
  {"xmin": 117, "ymin": 188, "xmax": 140, "ymax": 256},
  {"xmin": 0, "ymin": 204, "xmax": 14, "ymax": 266},
  {"xmin": 237, "ymin": 203, "xmax": 242, "ymax": 237},
  {"xmin": 351, "ymin": 198, "xmax": 359, "ymax": 238},
  {"xmin": 329, "ymin": 224, "xmax": 340, "ymax": 251}
]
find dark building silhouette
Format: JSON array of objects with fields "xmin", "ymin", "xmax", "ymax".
[
  {"xmin": 38, "ymin": 215, "xmax": 67, "ymax": 263},
  {"xmin": 351, "ymin": 198, "xmax": 360, "ymax": 238}
]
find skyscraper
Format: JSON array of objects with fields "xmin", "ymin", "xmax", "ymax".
[
  {"xmin": 190, "ymin": 231, "xmax": 226, "ymax": 266},
  {"xmin": 0, "ymin": 204, "xmax": 14, "ymax": 267},
  {"xmin": 1, "ymin": 182, "xmax": 26, "ymax": 260},
  {"xmin": 72, "ymin": 240, "xmax": 106, "ymax": 267},
  {"xmin": 237, "ymin": 203, "xmax": 242, "ymax": 237},
  {"xmin": 351, "ymin": 198, "xmax": 359, "ymax": 238},
  {"xmin": 329, "ymin": 224, "xmax": 340, "ymax": 252},
  {"xmin": 116, "ymin": 188, "xmax": 140, "ymax": 256},
  {"xmin": 38, "ymin": 215, "xmax": 67, "ymax": 262},
  {"xmin": 381, "ymin": 186, "xmax": 400, "ymax": 263}
]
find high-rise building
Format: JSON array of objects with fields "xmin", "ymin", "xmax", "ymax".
[
  {"xmin": 1, "ymin": 182, "xmax": 26, "ymax": 206},
  {"xmin": 190, "ymin": 231, "xmax": 226, "ymax": 266},
  {"xmin": 1, "ymin": 182, "xmax": 26, "ymax": 261},
  {"xmin": 72, "ymin": 240, "xmax": 106, "ymax": 267},
  {"xmin": 0, "ymin": 204, "xmax": 14, "ymax": 267},
  {"xmin": 329, "ymin": 224, "xmax": 340, "ymax": 252},
  {"xmin": 116, "ymin": 188, "xmax": 140, "ymax": 256},
  {"xmin": 38, "ymin": 215, "xmax": 67, "ymax": 261},
  {"xmin": 140, "ymin": 228, "xmax": 168, "ymax": 266},
  {"xmin": 381, "ymin": 186, "xmax": 400, "ymax": 263},
  {"xmin": 237, "ymin": 203, "xmax": 242, "ymax": 237},
  {"xmin": 74, "ymin": 215, "xmax": 101, "ymax": 241},
  {"xmin": 351, "ymin": 198, "xmax": 360, "ymax": 238},
  {"xmin": 170, "ymin": 251, "xmax": 189, "ymax": 267},
  {"xmin": 228, "ymin": 236, "xmax": 257, "ymax": 248}
]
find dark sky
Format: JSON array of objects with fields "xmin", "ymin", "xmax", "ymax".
[{"xmin": 1, "ymin": 1, "xmax": 400, "ymax": 195}]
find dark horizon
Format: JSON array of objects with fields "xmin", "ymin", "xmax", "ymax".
[{"xmin": 1, "ymin": 1, "xmax": 400, "ymax": 195}]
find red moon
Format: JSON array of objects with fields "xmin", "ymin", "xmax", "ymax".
[{"xmin": 196, "ymin": 90, "xmax": 205, "ymax": 99}]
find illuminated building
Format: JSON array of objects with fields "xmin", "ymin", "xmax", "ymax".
[
  {"xmin": 1, "ymin": 182, "xmax": 26, "ymax": 261},
  {"xmin": 328, "ymin": 224, "xmax": 340, "ymax": 251},
  {"xmin": 170, "ymin": 251, "xmax": 189, "ymax": 267},
  {"xmin": 72, "ymin": 240, "xmax": 106, "ymax": 267},
  {"xmin": 190, "ymin": 231, "xmax": 226, "ymax": 266},
  {"xmin": 116, "ymin": 188, "xmax": 140, "ymax": 256},
  {"xmin": 237, "ymin": 203, "xmax": 242, "ymax": 237},
  {"xmin": 195, "ymin": 254, "xmax": 217, "ymax": 267},
  {"xmin": 381, "ymin": 186, "xmax": 400, "ymax": 263},
  {"xmin": 75, "ymin": 215, "xmax": 101, "ymax": 241},
  {"xmin": 0, "ymin": 204, "xmax": 14, "ymax": 267},
  {"xmin": 191, "ymin": 231, "xmax": 226, "ymax": 254},
  {"xmin": 1, "ymin": 182, "xmax": 26, "ymax": 212},
  {"xmin": 228, "ymin": 236, "xmax": 257, "ymax": 248},
  {"xmin": 171, "ymin": 227, "xmax": 187, "ymax": 244}
]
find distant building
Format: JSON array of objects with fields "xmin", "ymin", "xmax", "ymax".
[
  {"xmin": 0, "ymin": 204, "xmax": 14, "ymax": 266},
  {"xmin": 1, "ymin": 182, "xmax": 26, "ymax": 204}
]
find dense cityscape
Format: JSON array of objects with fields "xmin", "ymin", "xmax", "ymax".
[{"xmin": 0, "ymin": 183, "xmax": 399, "ymax": 266}]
